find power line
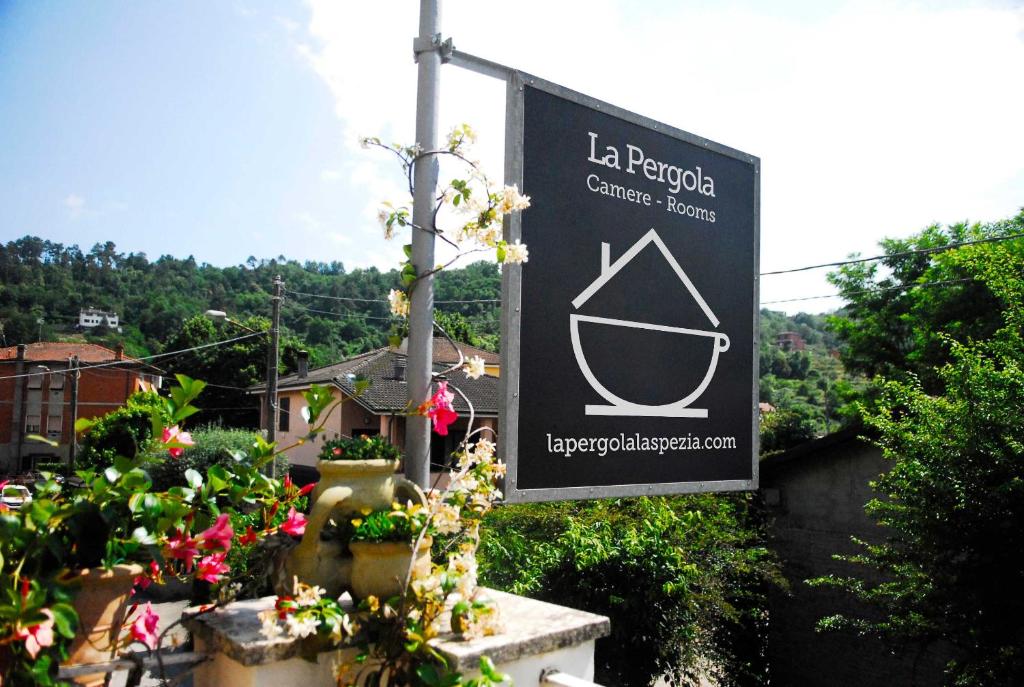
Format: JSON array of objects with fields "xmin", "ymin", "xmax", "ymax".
[
  {"xmin": 0, "ymin": 332, "xmax": 264, "ymax": 381},
  {"xmin": 760, "ymin": 277, "xmax": 977, "ymax": 306},
  {"xmin": 760, "ymin": 232, "xmax": 1024, "ymax": 276},
  {"xmin": 284, "ymin": 288, "xmax": 499, "ymax": 305}
]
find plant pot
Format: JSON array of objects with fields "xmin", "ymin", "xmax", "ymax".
[
  {"xmin": 64, "ymin": 564, "xmax": 144, "ymax": 687},
  {"xmin": 286, "ymin": 459, "xmax": 425, "ymax": 598},
  {"xmin": 349, "ymin": 536, "xmax": 432, "ymax": 601}
]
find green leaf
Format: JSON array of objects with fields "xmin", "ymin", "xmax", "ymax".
[
  {"xmin": 478, "ymin": 657, "xmax": 508, "ymax": 682},
  {"xmin": 25, "ymin": 433, "xmax": 58, "ymax": 447},
  {"xmin": 104, "ymin": 466, "xmax": 121, "ymax": 483},
  {"xmin": 50, "ymin": 602, "xmax": 78, "ymax": 639},
  {"xmin": 132, "ymin": 527, "xmax": 157, "ymax": 545},
  {"xmin": 403, "ymin": 243, "xmax": 413, "ymax": 259},
  {"xmin": 416, "ymin": 664, "xmax": 441, "ymax": 686},
  {"xmin": 74, "ymin": 417, "xmax": 96, "ymax": 433},
  {"xmin": 184, "ymin": 469, "xmax": 203, "ymax": 490}
]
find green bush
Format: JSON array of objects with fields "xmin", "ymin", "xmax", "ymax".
[
  {"xmin": 318, "ymin": 434, "xmax": 400, "ymax": 462},
  {"xmin": 148, "ymin": 426, "xmax": 285, "ymax": 491},
  {"xmin": 478, "ymin": 495, "xmax": 782, "ymax": 687},
  {"xmin": 76, "ymin": 391, "xmax": 169, "ymax": 470}
]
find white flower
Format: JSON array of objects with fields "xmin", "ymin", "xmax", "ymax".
[
  {"xmin": 463, "ymin": 355, "xmax": 486, "ymax": 379},
  {"xmin": 388, "ymin": 289, "xmax": 410, "ymax": 318},
  {"xmin": 432, "ymin": 503, "xmax": 462, "ymax": 535},
  {"xmin": 359, "ymin": 137, "xmax": 371, "ymax": 149},
  {"xmin": 472, "ymin": 438, "xmax": 496, "ymax": 462},
  {"xmin": 504, "ymin": 240, "xmax": 529, "ymax": 264},
  {"xmin": 285, "ymin": 614, "xmax": 319, "ymax": 639},
  {"xmin": 296, "ymin": 584, "xmax": 325, "ymax": 607},
  {"xmin": 477, "ymin": 224, "xmax": 503, "ymax": 248},
  {"xmin": 498, "ymin": 185, "xmax": 531, "ymax": 213},
  {"xmin": 258, "ymin": 610, "xmax": 284, "ymax": 639}
]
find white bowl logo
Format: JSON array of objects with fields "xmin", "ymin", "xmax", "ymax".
[{"xmin": 570, "ymin": 228, "xmax": 729, "ymax": 418}]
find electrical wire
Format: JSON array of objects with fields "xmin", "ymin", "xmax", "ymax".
[
  {"xmin": 0, "ymin": 332, "xmax": 263, "ymax": 381},
  {"xmin": 759, "ymin": 232, "xmax": 1024, "ymax": 276},
  {"xmin": 760, "ymin": 277, "xmax": 977, "ymax": 305}
]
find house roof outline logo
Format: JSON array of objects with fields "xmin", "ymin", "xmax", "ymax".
[
  {"xmin": 569, "ymin": 228, "xmax": 729, "ymax": 418},
  {"xmin": 571, "ymin": 227, "xmax": 720, "ymax": 328}
]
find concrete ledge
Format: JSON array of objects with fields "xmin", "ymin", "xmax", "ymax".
[{"xmin": 184, "ymin": 589, "xmax": 610, "ymax": 670}]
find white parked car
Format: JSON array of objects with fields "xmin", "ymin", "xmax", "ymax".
[{"xmin": 1, "ymin": 484, "xmax": 32, "ymax": 510}]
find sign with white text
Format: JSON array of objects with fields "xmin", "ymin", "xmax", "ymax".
[{"xmin": 499, "ymin": 73, "xmax": 760, "ymax": 502}]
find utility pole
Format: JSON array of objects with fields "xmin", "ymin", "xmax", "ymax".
[
  {"xmin": 266, "ymin": 275, "xmax": 283, "ymax": 478},
  {"xmin": 406, "ymin": 0, "xmax": 443, "ymax": 489},
  {"xmin": 67, "ymin": 355, "xmax": 79, "ymax": 478}
]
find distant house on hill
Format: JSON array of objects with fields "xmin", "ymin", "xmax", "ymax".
[
  {"xmin": 249, "ymin": 339, "xmax": 499, "ymax": 468},
  {"xmin": 78, "ymin": 308, "xmax": 121, "ymax": 332},
  {"xmin": 776, "ymin": 331, "xmax": 807, "ymax": 351},
  {"xmin": 760, "ymin": 427, "xmax": 949, "ymax": 686},
  {"xmin": 0, "ymin": 343, "xmax": 162, "ymax": 473}
]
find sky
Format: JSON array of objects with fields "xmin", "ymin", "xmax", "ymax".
[{"xmin": 1, "ymin": 0, "xmax": 1022, "ymax": 314}]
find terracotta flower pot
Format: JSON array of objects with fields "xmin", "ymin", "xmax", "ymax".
[
  {"xmin": 286, "ymin": 459, "xmax": 424, "ymax": 598},
  {"xmin": 349, "ymin": 536, "xmax": 432, "ymax": 601},
  {"xmin": 64, "ymin": 564, "xmax": 143, "ymax": 687}
]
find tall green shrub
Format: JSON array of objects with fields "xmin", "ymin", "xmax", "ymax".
[
  {"xmin": 478, "ymin": 495, "xmax": 781, "ymax": 687},
  {"xmin": 76, "ymin": 391, "xmax": 169, "ymax": 470},
  {"xmin": 811, "ymin": 241, "xmax": 1024, "ymax": 685}
]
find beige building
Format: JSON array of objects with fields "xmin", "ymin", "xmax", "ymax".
[{"xmin": 250, "ymin": 339, "xmax": 499, "ymax": 469}]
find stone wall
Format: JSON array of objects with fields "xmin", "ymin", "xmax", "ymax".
[{"xmin": 761, "ymin": 430, "xmax": 948, "ymax": 686}]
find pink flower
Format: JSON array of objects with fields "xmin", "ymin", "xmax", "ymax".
[
  {"xmin": 197, "ymin": 514, "xmax": 233, "ymax": 552},
  {"xmin": 134, "ymin": 560, "xmax": 163, "ymax": 591},
  {"xmin": 280, "ymin": 507, "xmax": 307, "ymax": 537},
  {"xmin": 130, "ymin": 602, "xmax": 160, "ymax": 650},
  {"xmin": 195, "ymin": 552, "xmax": 230, "ymax": 583},
  {"xmin": 166, "ymin": 530, "xmax": 200, "ymax": 572},
  {"xmin": 15, "ymin": 609, "xmax": 54, "ymax": 659},
  {"xmin": 425, "ymin": 381, "xmax": 458, "ymax": 436},
  {"xmin": 161, "ymin": 425, "xmax": 195, "ymax": 458}
]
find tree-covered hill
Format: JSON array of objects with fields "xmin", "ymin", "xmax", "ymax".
[
  {"xmin": 0, "ymin": 236, "xmax": 500, "ymax": 364},
  {"xmin": 0, "ymin": 235, "xmax": 853, "ymax": 436}
]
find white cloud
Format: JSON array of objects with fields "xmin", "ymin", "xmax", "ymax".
[
  {"xmin": 320, "ymin": 169, "xmax": 343, "ymax": 182},
  {"xmin": 297, "ymin": 0, "xmax": 1024, "ymax": 312},
  {"xmin": 63, "ymin": 193, "xmax": 85, "ymax": 219}
]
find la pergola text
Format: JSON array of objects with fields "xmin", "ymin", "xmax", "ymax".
[{"xmin": 585, "ymin": 131, "xmax": 717, "ymax": 223}]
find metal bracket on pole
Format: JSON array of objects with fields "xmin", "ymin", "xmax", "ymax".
[{"xmin": 413, "ymin": 34, "xmax": 453, "ymax": 63}]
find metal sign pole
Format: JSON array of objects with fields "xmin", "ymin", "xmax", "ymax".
[
  {"xmin": 267, "ymin": 275, "xmax": 282, "ymax": 478},
  {"xmin": 405, "ymin": 0, "xmax": 442, "ymax": 489}
]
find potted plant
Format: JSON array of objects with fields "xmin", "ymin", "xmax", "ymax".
[
  {"xmin": 0, "ymin": 375, "xmax": 314, "ymax": 686},
  {"xmin": 347, "ymin": 501, "xmax": 431, "ymax": 601},
  {"xmin": 287, "ymin": 433, "xmax": 425, "ymax": 598}
]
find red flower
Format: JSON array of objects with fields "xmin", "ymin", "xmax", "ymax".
[
  {"xmin": 425, "ymin": 381, "xmax": 458, "ymax": 436},
  {"xmin": 238, "ymin": 526, "xmax": 259, "ymax": 546},
  {"xmin": 195, "ymin": 552, "xmax": 230, "ymax": 584},
  {"xmin": 331, "ymin": 447, "xmax": 342, "ymax": 456},
  {"xmin": 130, "ymin": 602, "xmax": 160, "ymax": 650},
  {"xmin": 15, "ymin": 609, "xmax": 55, "ymax": 659},
  {"xmin": 161, "ymin": 425, "xmax": 195, "ymax": 458},
  {"xmin": 133, "ymin": 560, "xmax": 163, "ymax": 591},
  {"xmin": 166, "ymin": 530, "xmax": 200, "ymax": 572},
  {"xmin": 198, "ymin": 514, "xmax": 233, "ymax": 552},
  {"xmin": 297, "ymin": 482, "xmax": 316, "ymax": 497},
  {"xmin": 280, "ymin": 507, "xmax": 307, "ymax": 537}
]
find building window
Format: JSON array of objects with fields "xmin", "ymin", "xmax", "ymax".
[
  {"xmin": 278, "ymin": 396, "xmax": 290, "ymax": 433},
  {"xmin": 28, "ymin": 370, "xmax": 43, "ymax": 389},
  {"xmin": 26, "ymin": 415, "xmax": 41, "ymax": 434},
  {"xmin": 47, "ymin": 415, "xmax": 62, "ymax": 440}
]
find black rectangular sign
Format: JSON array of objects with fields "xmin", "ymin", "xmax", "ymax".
[{"xmin": 499, "ymin": 73, "xmax": 759, "ymax": 502}]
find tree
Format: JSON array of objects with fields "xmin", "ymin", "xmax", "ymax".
[
  {"xmin": 812, "ymin": 238, "xmax": 1024, "ymax": 685},
  {"xmin": 827, "ymin": 211, "xmax": 1024, "ymax": 392}
]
